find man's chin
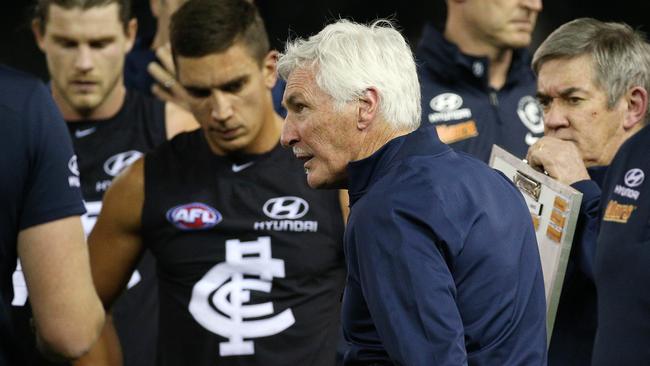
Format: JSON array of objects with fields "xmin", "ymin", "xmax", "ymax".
[
  {"xmin": 69, "ymin": 97, "xmax": 101, "ymax": 113},
  {"xmin": 505, "ymin": 34, "xmax": 533, "ymax": 49}
]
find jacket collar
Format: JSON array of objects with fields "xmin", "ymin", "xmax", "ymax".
[
  {"xmin": 347, "ymin": 127, "xmax": 450, "ymax": 205},
  {"xmin": 416, "ymin": 23, "xmax": 533, "ymax": 89}
]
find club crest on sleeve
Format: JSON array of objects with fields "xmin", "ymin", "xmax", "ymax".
[{"xmin": 166, "ymin": 203, "xmax": 222, "ymax": 230}]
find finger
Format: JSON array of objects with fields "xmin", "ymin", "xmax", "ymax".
[
  {"xmin": 526, "ymin": 141, "xmax": 541, "ymax": 165},
  {"xmin": 147, "ymin": 62, "xmax": 174, "ymax": 86},
  {"xmin": 151, "ymin": 84, "xmax": 177, "ymax": 105},
  {"xmin": 526, "ymin": 144, "xmax": 547, "ymax": 172},
  {"xmin": 148, "ymin": 62, "xmax": 187, "ymax": 99},
  {"xmin": 156, "ymin": 43, "xmax": 175, "ymax": 75}
]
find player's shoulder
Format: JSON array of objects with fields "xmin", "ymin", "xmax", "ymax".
[
  {"xmin": 0, "ymin": 65, "xmax": 49, "ymax": 112},
  {"xmin": 153, "ymin": 128, "xmax": 201, "ymax": 155}
]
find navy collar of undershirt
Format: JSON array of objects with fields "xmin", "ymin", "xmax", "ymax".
[{"xmin": 347, "ymin": 127, "xmax": 450, "ymax": 205}]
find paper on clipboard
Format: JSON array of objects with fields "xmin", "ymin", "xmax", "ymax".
[{"xmin": 489, "ymin": 145, "xmax": 583, "ymax": 341}]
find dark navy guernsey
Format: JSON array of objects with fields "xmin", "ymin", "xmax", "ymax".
[
  {"xmin": 592, "ymin": 124, "xmax": 650, "ymax": 366},
  {"xmin": 416, "ymin": 24, "xmax": 544, "ymax": 162},
  {"xmin": 68, "ymin": 90, "xmax": 165, "ymax": 366},
  {"xmin": 141, "ymin": 130, "xmax": 346, "ymax": 366},
  {"xmin": 342, "ymin": 127, "xmax": 547, "ymax": 365},
  {"xmin": 0, "ymin": 65, "xmax": 85, "ymax": 366}
]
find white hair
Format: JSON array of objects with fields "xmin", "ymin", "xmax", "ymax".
[{"xmin": 278, "ymin": 19, "xmax": 421, "ymax": 130}]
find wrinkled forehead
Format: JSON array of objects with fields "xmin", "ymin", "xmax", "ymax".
[
  {"xmin": 537, "ymin": 55, "xmax": 598, "ymax": 94},
  {"xmin": 284, "ymin": 67, "xmax": 325, "ymax": 100},
  {"xmin": 285, "ymin": 67, "xmax": 317, "ymax": 90}
]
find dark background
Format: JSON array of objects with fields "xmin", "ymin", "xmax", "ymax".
[{"xmin": 2, "ymin": 0, "xmax": 650, "ymax": 81}]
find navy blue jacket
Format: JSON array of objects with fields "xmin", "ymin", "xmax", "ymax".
[
  {"xmin": 0, "ymin": 65, "xmax": 85, "ymax": 365},
  {"xmin": 416, "ymin": 24, "xmax": 543, "ymax": 162},
  {"xmin": 342, "ymin": 127, "xmax": 547, "ymax": 365},
  {"xmin": 593, "ymin": 124, "xmax": 650, "ymax": 366}
]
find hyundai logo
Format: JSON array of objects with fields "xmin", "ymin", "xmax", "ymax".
[
  {"xmin": 624, "ymin": 168, "xmax": 645, "ymax": 188},
  {"xmin": 430, "ymin": 93, "xmax": 463, "ymax": 112},
  {"xmin": 263, "ymin": 196, "xmax": 309, "ymax": 219},
  {"xmin": 104, "ymin": 150, "xmax": 143, "ymax": 177}
]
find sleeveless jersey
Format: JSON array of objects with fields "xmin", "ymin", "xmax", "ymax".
[
  {"xmin": 142, "ymin": 130, "xmax": 346, "ymax": 366},
  {"xmin": 11, "ymin": 90, "xmax": 165, "ymax": 366}
]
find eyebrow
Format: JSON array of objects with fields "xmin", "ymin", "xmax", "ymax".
[
  {"xmin": 219, "ymin": 75, "xmax": 248, "ymax": 89},
  {"xmin": 184, "ymin": 74, "xmax": 249, "ymax": 90},
  {"xmin": 283, "ymin": 94, "xmax": 304, "ymax": 109},
  {"xmin": 537, "ymin": 87, "xmax": 587, "ymax": 100},
  {"xmin": 51, "ymin": 34, "xmax": 115, "ymax": 42},
  {"xmin": 559, "ymin": 87, "xmax": 586, "ymax": 98}
]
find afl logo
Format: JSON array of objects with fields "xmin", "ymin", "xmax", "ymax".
[
  {"xmin": 166, "ymin": 203, "xmax": 222, "ymax": 230},
  {"xmin": 429, "ymin": 93, "xmax": 463, "ymax": 112},
  {"xmin": 103, "ymin": 150, "xmax": 143, "ymax": 177},
  {"xmin": 263, "ymin": 196, "xmax": 309, "ymax": 220},
  {"xmin": 624, "ymin": 168, "xmax": 645, "ymax": 188}
]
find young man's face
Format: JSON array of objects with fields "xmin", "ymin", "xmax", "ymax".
[
  {"xmin": 461, "ymin": 0, "xmax": 542, "ymax": 50},
  {"xmin": 33, "ymin": 3, "xmax": 135, "ymax": 117},
  {"xmin": 177, "ymin": 43, "xmax": 278, "ymax": 155},
  {"xmin": 281, "ymin": 67, "xmax": 359, "ymax": 189},
  {"xmin": 537, "ymin": 54, "xmax": 628, "ymax": 167}
]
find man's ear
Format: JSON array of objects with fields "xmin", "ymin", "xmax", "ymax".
[
  {"xmin": 124, "ymin": 18, "xmax": 138, "ymax": 53},
  {"xmin": 261, "ymin": 50, "xmax": 279, "ymax": 89},
  {"xmin": 357, "ymin": 87, "xmax": 380, "ymax": 131},
  {"xmin": 623, "ymin": 86, "xmax": 648, "ymax": 130},
  {"xmin": 32, "ymin": 19, "xmax": 46, "ymax": 52}
]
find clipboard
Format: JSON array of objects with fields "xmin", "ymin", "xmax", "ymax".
[{"xmin": 489, "ymin": 145, "xmax": 583, "ymax": 342}]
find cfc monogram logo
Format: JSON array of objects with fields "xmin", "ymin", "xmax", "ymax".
[{"xmin": 188, "ymin": 237, "xmax": 295, "ymax": 357}]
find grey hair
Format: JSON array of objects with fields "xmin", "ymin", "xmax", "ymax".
[
  {"xmin": 277, "ymin": 19, "xmax": 421, "ymax": 131},
  {"xmin": 533, "ymin": 18, "xmax": 650, "ymax": 114}
]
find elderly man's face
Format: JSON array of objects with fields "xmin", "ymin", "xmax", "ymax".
[
  {"xmin": 536, "ymin": 54, "xmax": 628, "ymax": 167},
  {"xmin": 281, "ymin": 67, "xmax": 359, "ymax": 189}
]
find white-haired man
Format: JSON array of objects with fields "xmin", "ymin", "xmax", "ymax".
[{"xmin": 279, "ymin": 19, "xmax": 547, "ymax": 365}]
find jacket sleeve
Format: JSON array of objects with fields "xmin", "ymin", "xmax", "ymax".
[
  {"xmin": 351, "ymin": 201, "xmax": 468, "ymax": 366},
  {"xmin": 570, "ymin": 179, "xmax": 602, "ymax": 281}
]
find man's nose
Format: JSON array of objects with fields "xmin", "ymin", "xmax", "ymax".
[
  {"xmin": 280, "ymin": 117, "xmax": 298, "ymax": 148},
  {"xmin": 74, "ymin": 45, "xmax": 94, "ymax": 72},
  {"xmin": 543, "ymin": 103, "xmax": 569, "ymax": 133},
  {"xmin": 210, "ymin": 91, "xmax": 234, "ymax": 122}
]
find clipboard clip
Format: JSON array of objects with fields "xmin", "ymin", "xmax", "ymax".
[{"xmin": 514, "ymin": 170, "xmax": 541, "ymax": 201}]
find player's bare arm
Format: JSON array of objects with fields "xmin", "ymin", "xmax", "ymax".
[
  {"xmin": 75, "ymin": 158, "xmax": 148, "ymax": 366},
  {"xmin": 18, "ymin": 216, "xmax": 105, "ymax": 361}
]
